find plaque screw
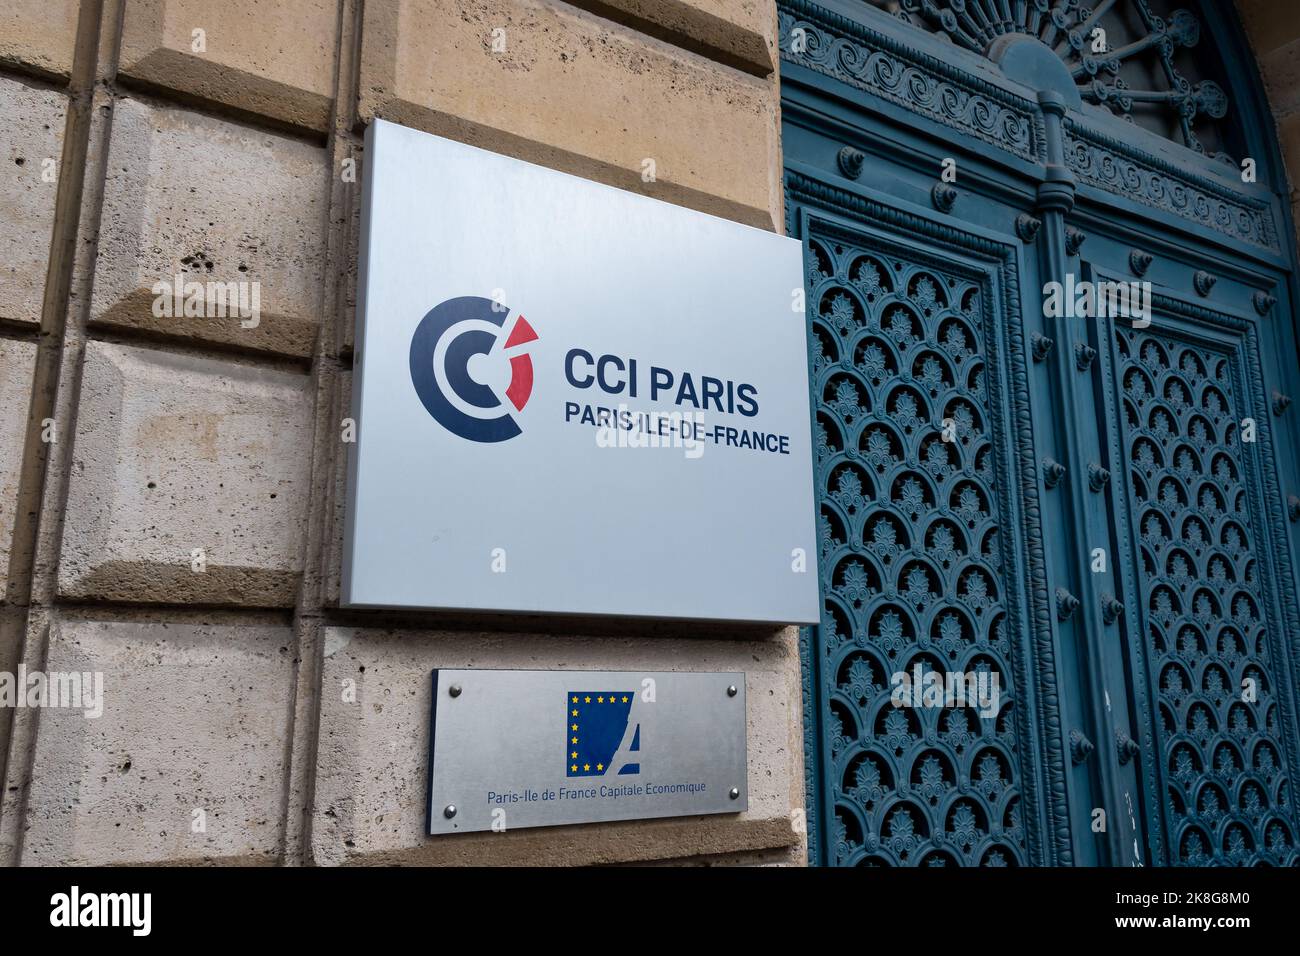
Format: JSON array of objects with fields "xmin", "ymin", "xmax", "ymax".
[
  {"xmin": 443, "ymin": 804, "xmax": 457, "ymax": 819},
  {"xmin": 729, "ymin": 788, "xmax": 740, "ymax": 800},
  {"xmin": 449, "ymin": 684, "xmax": 462, "ymax": 698},
  {"xmin": 727, "ymin": 685, "xmax": 738, "ymax": 697}
]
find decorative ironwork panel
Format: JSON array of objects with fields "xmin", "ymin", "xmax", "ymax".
[
  {"xmin": 878, "ymin": 0, "xmax": 1231, "ymax": 160},
  {"xmin": 778, "ymin": 3, "xmax": 1042, "ymax": 162},
  {"xmin": 808, "ymin": 225, "xmax": 1029, "ymax": 866},
  {"xmin": 778, "ymin": 2, "xmax": 1278, "ymax": 253},
  {"xmin": 1063, "ymin": 120, "xmax": 1278, "ymax": 253},
  {"xmin": 1116, "ymin": 322, "xmax": 1300, "ymax": 865}
]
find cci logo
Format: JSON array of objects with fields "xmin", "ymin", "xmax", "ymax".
[
  {"xmin": 567, "ymin": 692, "xmax": 642, "ymax": 777},
  {"xmin": 409, "ymin": 295, "xmax": 539, "ymax": 442}
]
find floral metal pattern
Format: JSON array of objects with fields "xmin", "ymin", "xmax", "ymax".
[
  {"xmin": 809, "ymin": 227, "xmax": 1026, "ymax": 866},
  {"xmin": 1117, "ymin": 326, "xmax": 1299, "ymax": 865}
]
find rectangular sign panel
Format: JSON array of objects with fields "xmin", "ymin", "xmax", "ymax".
[
  {"xmin": 427, "ymin": 669, "xmax": 746, "ymax": 835},
  {"xmin": 345, "ymin": 120, "xmax": 818, "ymax": 624}
]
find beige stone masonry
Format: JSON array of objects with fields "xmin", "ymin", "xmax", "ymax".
[
  {"xmin": 0, "ymin": 0, "xmax": 805, "ymax": 869},
  {"xmin": 359, "ymin": 0, "xmax": 781, "ymax": 231},
  {"xmin": 90, "ymin": 96, "xmax": 328, "ymax": 358},
  {"xmin": 58, "ymin": 341, "xmax": 314, "ymax": 607},
  {"xmin": 1238, "ymin": 1, "xmax": 1300, "ymax": 241},
  {"xmin": 569, "ymin": 0, "xmax": 776, "ymax": 74},
  {"xmin": 119, "ymin": 0, "xmax": 339, "ymax": 132},
  {"xmin": 1240, "ymin": 0, "xmax": 1300, "ymax": 113},
  {"xmin": 313, "ymin": 626, "xmax": 803, "ymax": 865},
  {"xmin": 0, "ymin": 339, "xmax": 37, "ymax": 595},
  {"xmin": 0, "ymin": 76, "xmax": 67, "ymax": 327},
  {"xmin": 0, "ymin": 0, "xmax": 81, "ymax": 81},
  {"xmin": 1257, "ymin": 44, "xmax": 1300, "ymax": 120},
  {"xmin": 20, "ymin": 619, "xmax": 294, "ymax": 864}
]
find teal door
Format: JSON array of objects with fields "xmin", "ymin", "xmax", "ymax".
[{"xmin": 783, "ymin": 0, "xmax": 1300, "ymax": 866}]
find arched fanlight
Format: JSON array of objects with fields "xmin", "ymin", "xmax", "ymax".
[{"xmin": 874, "ymin": 0, "xmax": 1232, "ymax": 160}]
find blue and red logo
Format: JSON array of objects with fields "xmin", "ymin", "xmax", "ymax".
[{"xmin": 409, "ymin": 296, "xmax": 538, "ymax": 442}]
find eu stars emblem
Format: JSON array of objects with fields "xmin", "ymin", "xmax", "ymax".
[{"xmin": 567, "ymin": 692, "xmax": 640, "ymax": 776}]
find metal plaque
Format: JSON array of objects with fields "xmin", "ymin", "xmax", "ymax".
[
  {"xmin": 427, "ymin": 669, "xmax": 747, "ymax": 835},
  {"xmin": 344, "ymin": 119, "xmax": 818, "ymax": 625}
]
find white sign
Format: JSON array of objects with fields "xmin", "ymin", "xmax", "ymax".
[{"xmin": 344, "ymin": 120, "xmax": 818, "ymax": 624}]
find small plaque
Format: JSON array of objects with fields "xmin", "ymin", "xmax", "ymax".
[{"xmin": 427, "ymin": 669, "xmax": 747, "ymax": 835}]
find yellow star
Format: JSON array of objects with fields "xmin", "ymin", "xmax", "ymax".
[
  {"xmin": 572, "ymin": 696, "xmax": 578, "ymax": 703},
  {"xmin": 571, "ymin": 751, "xmax": 578, "ymax": 759},
  {"xmin": 571, "ymin": 764, "xmax": 577, "ymax": 772},
  {"xmin": 572, "ymin": 709, "xmax": 578, "ymax": 716},
  {"xmin": 622, "ymin": 696, "xmax": 629, "ymax": 703},
  {"xmin": 609, "ymin": 697, "xmax": 616, "ymax": 703},
  {"xmin": 597, "ymin": 696, "xmax": 604, "ymax": 703},
  {"xmin": 571, "ymin": 736, "xmax": 578, "ymax": 744},
  {"xmin": 583, "ymin": 764, "xmax": 590, "ymax": 772},
  {"xmin": 571, "ymin": 723, "xmax": 578, "ymax": 731},
  {"xmin": 584, "ymin": 696, "xmax": 591, "ymax": 703},
  {"xmin": 596, "ymin": 763, "xmax": 604, "ymax": 771}
]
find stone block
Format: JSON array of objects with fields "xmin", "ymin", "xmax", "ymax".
[
  {"xmin": 119, "ymin": 0, "xmax": 339, "ymax": 132},
  {"xmin": 0, "ymin": 77, "xmax": 67, "ymax": 326},
  {"xmin": 571, "ymin": 0, "xmax": 775, "ymax": 74},
  {"xmin": 91, "ymin": 96, "xmax": 328, "ymax": 357},
  {"xmin": 358, "ymin": 0, "xmax": 780, "ymax": 230},
  {"xmin": 0, "ymin": 338, "xmax": 36, "ymax": 595},
  {"xmin": 0, "ymin": 0, "xmax": 80, "ymax": 81},
  {"xmin": 58, "ymin": 341, "xmax": 314, "ymax": 607},
  {"xmin": 21, "ymin": 619, "xmax": 294, "ymax": 864}
]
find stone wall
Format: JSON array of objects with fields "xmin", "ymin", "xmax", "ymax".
[
  {"xmin": 0, "ymin": 0, "xmax": 803, "ymax": 865},
  {"xmin": 1239, "ymin": 0, "xmax": 1300, "ymax": 246}
]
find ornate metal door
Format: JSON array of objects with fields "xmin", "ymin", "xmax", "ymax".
[
  {"xmin": 1100, "ymin": 286, "xmax": 1300, "ymax": 864},
  {"xmin": 789, "ymin": 179, "xmax": 1071, "ymax": 865},
  {"xmin": 783, "ymin": 0, "xmax": 1300, "ymax": 865}
]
